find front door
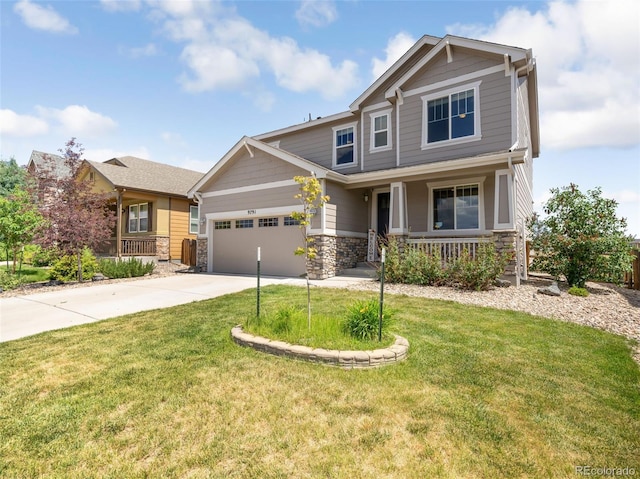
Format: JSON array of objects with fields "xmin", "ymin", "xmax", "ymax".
[{"xmin": 377, "ymin": 192, "xmax": 390, "ymax": 239}]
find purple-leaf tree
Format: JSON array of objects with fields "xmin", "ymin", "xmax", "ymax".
[{"xmin": 30, "ymin": 138, "xmax": 116, "ymax": 282}]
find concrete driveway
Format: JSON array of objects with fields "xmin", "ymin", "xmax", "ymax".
[{"xmin": 0, "ymin": 273, "xmax": 371, "ymax": 343}]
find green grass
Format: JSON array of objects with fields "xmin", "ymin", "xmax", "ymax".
[
  {"xmin": 1, "ymin": 265, "xmax": 50, "ymax": 283},
  {"xmin": 246, "ymin": 292, "xmax": 394, "ymax": 350},
  {"xmin": 1, "ymin": 285, "xmax": 639, "ymax": 478}
]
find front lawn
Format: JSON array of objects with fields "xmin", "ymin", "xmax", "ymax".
[
  {"xmin": 1, "ymin": 265, "xmax": 49, "ymax": 283},
  {"xmin": 1, "ymin": 285, "xmax": 638, "ymax": 478}
]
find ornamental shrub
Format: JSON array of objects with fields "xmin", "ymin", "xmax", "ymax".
[
  {"xmin": 98, "ymin": 257, "xmax": 156, "ymax": 279},
  {"xmin": 567, "ymin": 286, "xmax": 589, "ymax": 297},
  {"xmin": 343, "ymin": 299, "xmax": 393, "ymax": 341},
  {"xmin": 449, "ymin": 243, "xmax": 511, "ymax": 291},
  {"xmin": 528, "ymin": 184, "xmax": 634, "ymax": 288},
  {"xmin": 49, "ymin": 248, "xmax": 98, "ymax": 282}
]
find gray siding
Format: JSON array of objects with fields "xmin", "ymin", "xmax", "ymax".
[
  {"xmin": 201, "ymin": 184, "xmax": 300, "ymax": 216},
  {"xmin": 398, "ymin": 70, "xmax": 512, "ymax": 168},
  {"xmin": 326, "ymin": 182, "xmax": 368, "ymax": 232},
  {"xmin": 208, "ymin": 149, "xmax": 308, "ymax": 191}
]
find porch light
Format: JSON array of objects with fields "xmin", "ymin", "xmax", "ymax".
[
  {"xmin": 200, "ymin": 217, "xmax": 206, "ymax": 225},
  {"xmin": 364, "ymin": 192, "xmax": 369, "ymax": 202}
]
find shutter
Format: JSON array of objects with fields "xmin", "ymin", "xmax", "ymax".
[{"xmin": 147, "ymin": 202, "xmax": 153, "ymax": 232}]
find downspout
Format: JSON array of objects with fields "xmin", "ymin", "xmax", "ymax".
[
  {"xmin": 395, "ymin": 88, "xmax": 404, "ymax": 167},
  {"xmin": 360, "ymin": 110, "xmax": 365, "ymax": 171},
  {"xmin": 116, "ymin": 189, "xmax": 123, "ymax": 258}
]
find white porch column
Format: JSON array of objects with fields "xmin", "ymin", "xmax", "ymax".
[{"xmin": 389, "ymin": 182, "xmax": 408, "ymax": 235}]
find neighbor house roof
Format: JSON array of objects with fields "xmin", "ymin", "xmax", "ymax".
[
  {"xmin": 87, "ymin": 156, "xmax": 204, "ymax": 197},
  {"xmin": 27, "ymin": 150, "xmax": 72, "ymax": 179}
]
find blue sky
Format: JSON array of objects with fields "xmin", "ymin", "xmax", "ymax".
[{"xmin": 1, "ymin": 0, "xmax": 639, "ymax": 236}]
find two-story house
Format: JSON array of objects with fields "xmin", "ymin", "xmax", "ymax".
[{"xmin": 188, "ymin": 34, "xmax": 539, "ymax": 281}]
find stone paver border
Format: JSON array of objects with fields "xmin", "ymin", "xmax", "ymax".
[{"xmin": 231, "ymin": 325, "xmax": 409, "ymax": 369}]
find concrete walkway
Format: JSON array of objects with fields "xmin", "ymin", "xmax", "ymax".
[{"xmin": 0, "ymin": 273, "xmax": 372, "ymax": 343}]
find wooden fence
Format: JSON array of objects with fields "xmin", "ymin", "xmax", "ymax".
[
  {"xmin": 625, "ymin": 250, "xmax": 640, "ymax": 290},
  {"xmin": 181, "ymin": 239, "xmax": 197, "ymax": 267}
]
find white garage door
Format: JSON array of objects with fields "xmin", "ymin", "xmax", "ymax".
[{"xmin": 211, "ymin": 216, "xmax": 306, "ymax": 277}]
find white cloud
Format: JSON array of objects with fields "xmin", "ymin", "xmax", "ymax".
[
  {"xmin": 13, "ymin": 0, "xmax": 78, "ymax": 34},
  {"xmin": 447, "ymin": 0, "xmax": 640, "ymax": 150},
  {"xmin": 371, "ymin": 32, "xmax": 417, "ymax": 80},
  {"xmin": 295, "ymin": 0, "xmax": 338, "ymax": 28},
  {"xmin": 0, "ymin": 109, "xmax": 49, "ymax": 137},
  {"xmin": 132, "ymin": 2, "xmax": 359, "ymax": 100},
  {"xmin": 122, "ymin": 43, "xmax": 160, "ymax": 58},
  {"xmin": 100, "ymin": 0, "xmax": 142, "ymax": 12},
  {"xmin": 35, "ymin": 105, "xmax": 118, "ymax": 138}
]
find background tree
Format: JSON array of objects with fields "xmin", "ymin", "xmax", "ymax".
[
  {"xmin": 0, "ymin": 188, "xmax": 43, "ymax": 273},
  {"xmin": 0, "ymin": 157, "xmax": 28, "ymax": 197},
  {"xmin": 528, "ymin": 184, "xmax": 634, "ymax": 288},
  {"xmin": 30, "ymin": 138, "xmax": 116, "ymax": 282},
  {"xmin": 291, "ymin": 174, "xmax": 330, "ymax": 329}
]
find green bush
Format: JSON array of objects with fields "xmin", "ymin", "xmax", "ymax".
[
  {"xmin": 449, "ymin": 243, "xmax": 511, "ymax": 291},
  {"xmin": 30, "ymin": 246, "xmax": 60, "ymax": 267},
  {"xmin": 380, "ymin": 237, "xmax": 508, "ymax": 291},
  {"xmin": 97, "ymin": 257, "xmax": 156, "ymax": 279},
  {"xmin": 568, "ymin": 286, "xmax": 589, "ymax": 297},
  {"xmin": 343, "ymin": 299, "xmax": 393, "ymax": 341},
  {"xmin": 49, "ymin": 249, "xmax": 98, "ymax": 282},
  {"xmin": 0, "ymin": 270, "xmax": 26, "ymax": 290},
  {"xmin": 380, "ymin": 236, "xmax": 447, "ymax": 286}
]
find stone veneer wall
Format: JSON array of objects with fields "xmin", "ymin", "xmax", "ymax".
[
  {"xmin": 196, "ymin": 237, "xmax": 208, "ymax": 272},
  {"xmin": 493, "ymin": 231, "xmax": 517, "ymax": 276},
  {"xmin": 156, "ymin": 236, "xmax": 169, "ymax": 261},
  {"xmin": 336, "ymin": 236, "xmax": 368, "ymax": 271},
  {"xmin": 307, "ymin": 235, "xmax": 368, "ymax": 280}
]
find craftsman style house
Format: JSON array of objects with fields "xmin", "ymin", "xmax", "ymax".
[
  {"xmin": 78, "ymin": 157, "xmax": 203, "ymax": 262},
  {"xmin": 188, "ymin": 34, "xmax": 539, "ymax": 281}
]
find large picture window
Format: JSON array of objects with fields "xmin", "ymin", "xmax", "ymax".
[
  {"xmin": 128, "ymin": 203, "xmax": 149, "ymax": 233},
  {"xmin": 332, "ymin": 123, "xmax": 357, "ymax": 167},
  {"xmin": 422, "ymin": 83, "xmax": 480, "ymax": 148},
  {"xmin": 429, "ymin": 180, "xmax": 483, "ymax": 231}
]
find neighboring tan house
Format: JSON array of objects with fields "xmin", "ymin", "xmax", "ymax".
[
  {"xmin": 188, "ymin": 34, "xmax": 539, "ymax": 281},
  {"xmin": 76, "ymin": 156, "xmax": 204, "ymax": 262},
  {"xmin": 27, "ymin": 150, "xmax": 71, "ymax": 180}
]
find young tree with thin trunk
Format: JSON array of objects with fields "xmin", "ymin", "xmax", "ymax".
[
  {"xmin": 30, "ymin": 138, "xmax": 116, "ymax": 282},
  {"xmin": 291, "ymin": 174, "xmax": 330, "ymax": 330},
  {"xmin": 0, "ymin": 188, "xmax": 43, "ymax": 273}
]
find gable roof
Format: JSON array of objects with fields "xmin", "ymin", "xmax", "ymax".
[
  {"xmin": 384, "ymin": 35, "xmax": 531, "ymax": 101},
  {"xmin": 349, "ymin": 34, "xmax": 441, "ymax": 112},
  {"xmin": 188, "ymin": 136, "xmax": 348, "ymax": 197},
  {"xmin": 27, "ymin": 150, "xmax": 71, "ymax": 179},
  {"xmin": 87, "ymin": 156, "xmax": 204, "ymax": 197}
]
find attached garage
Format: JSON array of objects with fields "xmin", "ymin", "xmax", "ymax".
[{"xmin": 210, "ymin": 215, "xmax": 306, "ymax": 277}]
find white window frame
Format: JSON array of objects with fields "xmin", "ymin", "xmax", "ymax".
[
  {"xmin": 189, "ymin": 205, "xmax": 199, "ymax": 234},
  {"xmin": 426, "ymin": 177, "xmax": 485, "ymax": 234},
  {"xmin": 369, "ymin": 109, "xmax": 392, "ymax": 152},
  {"xmin": 332, "ymin": 122, "xmax": 358, "ymax": 168},
  {"xmin": 128, "ymin": 203, "xmax": 148, "ymax": 233},
  {"xmin": 421, "ymin": 81, "xmax": 481, "ymax": 150}
]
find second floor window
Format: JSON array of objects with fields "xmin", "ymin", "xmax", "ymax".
[
  {"xmin": 370, "ymin": 110, "xmax": 392, "ymax": 151},
  {"xmin": 333, "ymin": 123, "xmax": 356, "ymax": 167},
  {"xmin": 422, "ymin": 83, "xmax": 480, "ymax": 148},
  {"xmin": 128, "ymin": 203, "xmax": 149, "ymax": 233}
]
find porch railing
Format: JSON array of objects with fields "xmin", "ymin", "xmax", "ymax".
[
  {"xmin": 121, "ymin": 238, "xmax": 156, "ymax": 256},
  {"xmin": 406, "ymin": 237, "xmax": 491, "ymax": 263}
]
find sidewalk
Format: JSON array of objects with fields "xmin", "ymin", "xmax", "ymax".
[{"xmin": 0, "ymin": 273, "xmax": 372, "ymax": 342}]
